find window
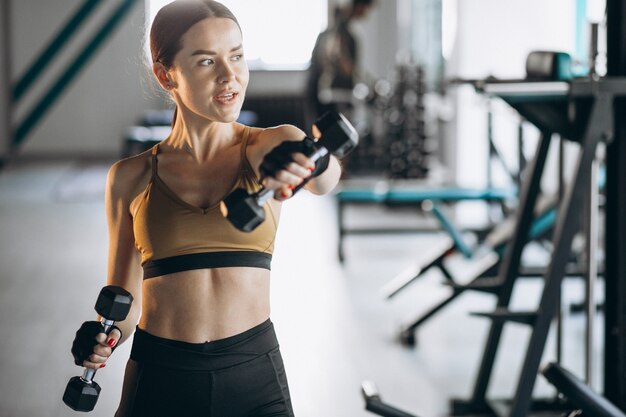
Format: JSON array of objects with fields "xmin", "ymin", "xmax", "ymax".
[{"xmin": 147, "ymin": 0, "xmax": 328, "ymax": 70}]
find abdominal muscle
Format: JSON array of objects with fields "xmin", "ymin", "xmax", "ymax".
[
  {"xmin": 115, "ymin": 267, "xmax": 272, "ymax": 416},
  {"xmin": 137, "ymin": 266, "xmax": 271, "ymax": 343}
]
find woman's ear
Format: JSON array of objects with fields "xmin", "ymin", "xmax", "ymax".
[{"xmin": 153, "ymin": 62, "xmax": 176, "ymax": 90}]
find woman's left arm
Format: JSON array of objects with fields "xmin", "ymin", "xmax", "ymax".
[
  {"xmin": 302, "ymin": 155, "xmax": 341, "ymax": 195},
  {"xmin": 253, "ymin": 124, "xmax": 343, "ymax": 199}
]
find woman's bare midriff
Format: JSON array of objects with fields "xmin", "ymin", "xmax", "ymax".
[{"xmin": 137, "ymin": 266, "xmax": 271, "ymax": 343}]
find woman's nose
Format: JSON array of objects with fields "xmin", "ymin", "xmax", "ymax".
[{"xmin": 217, "ymin": 62, "xmax": 236, "ymax": 83}]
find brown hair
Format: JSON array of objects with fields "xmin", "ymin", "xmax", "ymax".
[{"xmin": 149, "ymin": 0, "xmax": 241, "ymax": 127}]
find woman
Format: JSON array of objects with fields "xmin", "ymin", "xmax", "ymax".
[
  {"xmin": 306, "ymin": 0, "xmax": 375, "ymax": 123},
  {"xmin": 69, "ymin": 1, "xmax": 341, "ymax": 416}
]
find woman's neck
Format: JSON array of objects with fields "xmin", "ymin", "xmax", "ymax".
[{"xmin": 166, "ymin": 110, "xmax": 239, "ymax": 162}]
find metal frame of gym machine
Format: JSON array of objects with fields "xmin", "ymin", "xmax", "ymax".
[
  {"xmin": 362, "ymin": 1, "xmax": 626, "ymax": 415},
  {"xmin": 603, "ymin": 0, "xmax": 626, "ymax": 409},
  {"xmin": 450, "ymin": 71, "xmax": 626, "ymax": 417}
]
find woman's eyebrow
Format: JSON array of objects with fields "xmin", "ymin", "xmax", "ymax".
[{"xmin": 191, "ymin": 44, "xmax": 243, "ymax": 56}]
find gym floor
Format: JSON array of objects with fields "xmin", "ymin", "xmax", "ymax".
[{"xmin": 0, "ymin": 158, "xmax": 602, "ymax": 417}]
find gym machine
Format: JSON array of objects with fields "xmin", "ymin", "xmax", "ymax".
[
  {"xmin": 541, "ymin": 362, "xmax": 626, "ymax": 417},
  {"xmin": 385, "ymin": 196, "xmax": 558, "ymax": 347},
  {"xmin": 361, "ymin": 9, "xmax": 626, "ymax": 413},
  {"xmin": 335, "ymin": 184, "xmax": 515, "ymax": 262},
  {"xmin": 336, "ymin": 66, "xmax": 522, "ymax": 263},
  {"xmin": 346, "ymin": 62, "xmax": 434, "ymax": 178},
  {"xmin": 361, "ymin": 361, "xmax": 626, "ymax": 417}
]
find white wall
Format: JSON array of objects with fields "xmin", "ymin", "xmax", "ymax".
[
  {"xmin": 248, "ymin": 0, "xmax": 399, "ymax": 96},
  {"xmin": 11, "ymin": 0, "xmax": 160, "ymax": 156},
  {"xmin": 442, "ymin": 0, "xmax": 578, "ymax": 224},
  {"xmin": 355, "ymin": 0, "xmax": 399, "ymax": 81},
  {"xmin": 444, "ymin": 0, "xmax": 576, "ymax": 217},
  {"xmin": 325, "ymin": 0, "xmax": 399, "ymax": 79},
  {"xmin": 6, "ymin": 0, "xmax": 397, "ymax": 157},
  {"xmin": 5, "ymin": 0, "xmax": 579, "ymax": 181}
]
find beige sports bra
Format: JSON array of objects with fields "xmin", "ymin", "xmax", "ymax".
[{"xmin": 130, "ymin": 127, "xmax": 277, "ymax": 279}]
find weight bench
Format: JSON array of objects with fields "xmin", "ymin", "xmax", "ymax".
[
  {"xmin": 359, "ymin": 360, "xmax": 623, "ymax": 417},
  {"xmin": 542, "ymin": 362, "xmax": 626, "ymax": 417},
  {"xmin": 362, "ymin": 381, "xmax": 420, "ymax": 417},
  {"xmin": 335, "ymin": 182, "xmax": 516, "ymax": 262},
  {"xmin": 387, "ymin": 197, "xmax": 557, "ymax": 346}
]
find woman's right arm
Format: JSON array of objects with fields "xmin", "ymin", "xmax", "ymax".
[
  {"xmin": 103, "ymin": 158, "xmax": 144, "ymax": 344},
  {"xmin": 79, "ymin": 157, "xmax": 147, "ymax": 370}
]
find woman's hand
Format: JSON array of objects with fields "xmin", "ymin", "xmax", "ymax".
[
  {"xmin": 71, "ymin": 321, "xmax": 122, "ymax": 370},
  {"xmin": 260, "ymin": 141, "xmax": 316, "ymax": 201}
]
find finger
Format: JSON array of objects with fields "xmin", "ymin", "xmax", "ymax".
[
  {"xmin": 262, "ymin": 171, "xmax": 302, "ymax": 190},
  {"xmin": 261, "ymin": 176, "xmax": 283, "ymax": 190},
  {"xmin": 88, "ymin": 352, "xmax": 109, "ymax": 365},
  {"xmin": 274, "ymin": 187, "xmax": 292, "ymax": 201},
  {"xmin": 93, "ymin": 344, "xmax": 113, "ymax": 358},
  {"xmin": 95, "ymin": 332, "xmax": 107, "ymax": 345},
  {"xmin": 274, "ymin": 170, "xmax": 304, "ymax": 188},
  {"xmin": 84, "ymin": 348, "xmax": 111, "ymax": 368},
  {"xmin": 105, "ymin": 328, "xmax": 121, "ymax": 349},
  {"xmin": 283, "ymin": 160, "xmax": 312, "ymax": 178},
  {"xmin": 312, "ymin": 124, "xmax": 321, "ymax": 139},
  {"xmin": 83, "ymin": 359, "xmax": 108, "ymax": 370},
  {"xmin": 291, "ymin": 154, "xmax": 315, "ymax": 174}
]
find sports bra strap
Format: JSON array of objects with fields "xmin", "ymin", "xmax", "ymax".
[
  {"xmin": 151, "ymin": 144, "xmax": 159, "ymax": 178},
  {"xmin": 239, "ymin": 126, "xmax": 250, "ymax": 160},
  {"xmin": 239, "ymin": 126, "xmax": 258, "ymax": 183}
]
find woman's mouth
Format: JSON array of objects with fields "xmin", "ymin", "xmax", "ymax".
[{"xmin": 213, "ymin": 92, "xmax": 238, "ymax": 105}]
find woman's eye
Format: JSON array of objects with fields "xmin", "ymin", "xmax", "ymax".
[
  {"xmin": 199, "ymin": 59, "xmax": 214, "ymax": 66},
  {"xmin": 232, "ymin": 54, "xmax": 243, "ymax": 61}
]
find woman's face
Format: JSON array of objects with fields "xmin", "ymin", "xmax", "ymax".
[{"xmin": 169, "ymin": 17, "xmax": 249, "ymax": 123}]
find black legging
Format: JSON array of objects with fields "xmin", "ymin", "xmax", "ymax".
[{"xmin": 129, "ymin": 319, "xmax": 294, "ymax": 417}]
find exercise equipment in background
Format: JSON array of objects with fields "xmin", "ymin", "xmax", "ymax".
[
  {"xmin": 361, "ymin": 48, "xmax": 626, "ymax": 417},
  {"xmin": 335, "ymin": 183, "xmax": 516, "ymax": 262},
  {"xmin": 385, "ymin": 196, "xmax": 557, "ymax": 347},
  {"xmin": 346, "ymin": 62, "xmax": 435, "ymax": 179},
  {"xmin": 541, "ymin": 362, "xmax": 626, "ymax": 417}
]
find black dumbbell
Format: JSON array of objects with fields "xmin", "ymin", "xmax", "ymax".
[
  {"xmin": 221, "ymin": 111, "xmax": 359, "ymax": 232},
  {"xmin": 63, "ymin": 285, "xmax": 133, "ymax": 412}
]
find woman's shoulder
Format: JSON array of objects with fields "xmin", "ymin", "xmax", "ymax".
[
  {"xmin": 250, "ymin": 124, "xmax": 307, "ymax": 149},
  {"xmin": 243, "ymin": 124, "xmax": 308, "ymax": 178},
  {"xmin": 106, "ymin": 148, "xmax": 154, "ymax": 202}
]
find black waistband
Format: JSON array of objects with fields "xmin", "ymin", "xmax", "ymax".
[
  {"xmin": 130, "ymin": 319, "xmax": 277, "ymax": 371},
  {"xmin": 143, "ymin": 251, "xmax": 272, "ymax": 279}
]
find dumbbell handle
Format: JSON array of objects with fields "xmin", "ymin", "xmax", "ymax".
[
  {"xmin": 255, "ymin": 146, "xmax": 329, "ymax": 206},
  {"xmin": 80, "ymin": 318, "xmax": 115, "ymax": 384}
]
